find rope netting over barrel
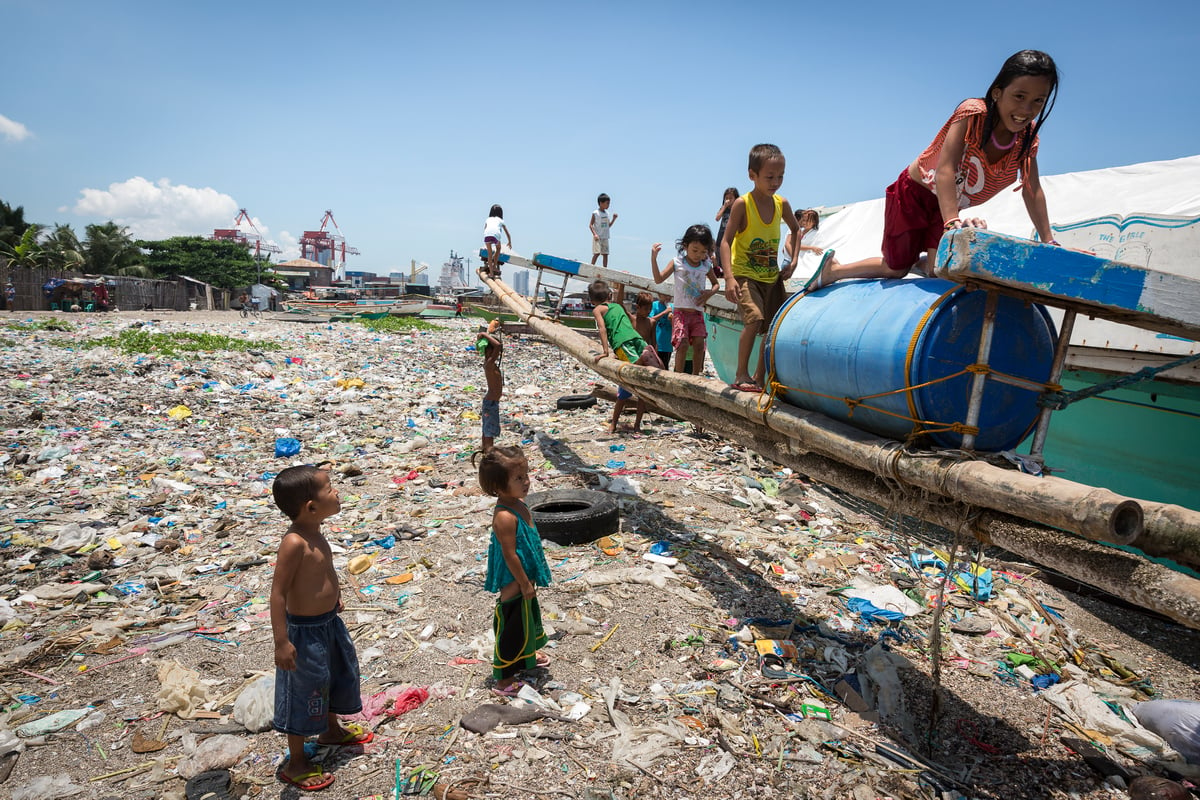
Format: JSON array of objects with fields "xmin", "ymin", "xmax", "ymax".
[
  {"xmin": 758, "ymin": 361, "xmax": 1060, "ymax": 441},
  {"xmin": 757, "ymin": 286, "xmax": 1059, "ymax": 444}
]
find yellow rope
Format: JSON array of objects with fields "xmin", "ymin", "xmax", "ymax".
[{"xmin": 492, "ymin": 595, "xmax": 537, "ymax": 669}]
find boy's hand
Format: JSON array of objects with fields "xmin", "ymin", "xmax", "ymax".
[
  {"xmin": 519, "ymin": 580, "xmax": 536, "ymax": 599},
  {"xmin": 275, "ymin": 640, "xmax": 297, "ymax": 671},
  {"xmin": 651, "ymin": 242, "xmax": 661, "ymax": 259},
  {"xmin": 724, "ymin": 279, "xmax": 739, "ymax": 303}
]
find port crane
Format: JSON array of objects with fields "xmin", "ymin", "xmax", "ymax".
[
  {"xmin": 211, "ymin": 209, "xmax": 282, "ymax": 260},
  {"xmin": 299, "ymin": 210, "xmax": 360, "ymax": 281}
]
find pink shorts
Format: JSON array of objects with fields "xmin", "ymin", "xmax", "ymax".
[
  {"xmin": 671, "ymin": 308, "xmax": 706, "ymax": 348},
  {"xmin": 881, "ymin": 169, "xmax": 945, "ymax": 272}
]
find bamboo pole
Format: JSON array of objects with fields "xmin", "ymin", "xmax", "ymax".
[{"xmin": 480, "ymin": 271, "xmax": 1200, "ymax": 626}]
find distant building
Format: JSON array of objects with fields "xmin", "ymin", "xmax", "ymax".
[
  {"xmin": 274, "ymin": 257, "xmax": 334, "ymax": 291},
  {"xmin": 513, "ymin": 270, "xmax": 529, "ymax": 296},
  {"xmin": 345, "ymin": 270, "xmax": 378, "ymax": 288}
]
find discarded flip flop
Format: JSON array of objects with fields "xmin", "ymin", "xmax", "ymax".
[
  {"xmin": 535, "ymin": 652, "xmax": 552, "ymax": 669},
  {"xmin": 318, "ymin": 721, "xmax": 373, "ymax": 746},
  {"xmin": 730, "ymin": 381, "xmax": 763, "ymax": 393},
  {"xmin": 802, "ymin": 249, "xmax": 836, "ymax": 294},
  {"xmin": 490, "ymin": 680, "xmax": 527, "ymax": 698},
  {"xmin": 276, "ymin": 767, "xmax": 335, "ymax": 791}
]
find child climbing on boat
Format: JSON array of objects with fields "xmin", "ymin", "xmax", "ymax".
[
  {"xmin": 478, "ymin": 319, "xmax": 503, "ymax": 453},
  {"xmin": 713, "ymin": 186, "xmax": 739, "ymax": 277},
  {"xmin": 806, "ymin": 49, "xmax": 1059, "ymax": 291},
  {"xmin": 482, "ymin": 205, "xmax": 512, "ymax": 278},
  {"xmin": 720, "ymin": 143, "xmax": 805, "ymax": 392},
  {"xmin": 651, "ymin": 223, "xmax": 720, "ymax": 376},
  {"xmin": 590, "ymin": 279, "xmax": 665, "ymax": 433},
  {"xmin": 782, "ymin": 209, "xmax": 838, "ymax": 290},
  {"xmin": 476, "ymin": 446, "xmax": 552, "ymax": 696},
  {"xmin": 631, "ymin": 291, "xmax": 656, "ymax": 346}
]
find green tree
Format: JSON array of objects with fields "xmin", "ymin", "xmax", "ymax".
[
  {"xmin": 42, "ymin": 224, "xmax": 86, "ymax": 271},
  {"xmin": 136, "ymin": 236, "xmax": 262, "ymax": 289},
  {"xmin": 1, "ymin": 224, "xmax": 47, "ymax": 269},
  {"xmin": 84, "ymin": 222, "xmax": 148, "ymax": 277},
  {"xmin": 0, "ymin": 199, "xmax": 31, "ymax": 251}
]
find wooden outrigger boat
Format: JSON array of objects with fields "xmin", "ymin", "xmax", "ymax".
[
  {"xmin": 471, "ymin": 303, "xmax": 597, "ymax": 330},
  {"xmin": 478, "ymin": 236, "xmax": 1200, "ymax": 629}
]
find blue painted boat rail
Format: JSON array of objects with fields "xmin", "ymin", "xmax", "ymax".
[
  {"xmin": 475, "ymin": 249, "xmax": 739, "ymax": 321},
  {"xmin": 936, "ymin": 229, "xmax": 1200, "ymax": 342}
]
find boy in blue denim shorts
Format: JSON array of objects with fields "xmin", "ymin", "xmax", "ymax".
[{"xmin": 270, "ymin": 465, "xmax": 369, "ymax": 792}]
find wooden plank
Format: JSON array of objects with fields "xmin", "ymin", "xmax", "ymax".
[{"xmin": 935, "ymin": 229, "xmax": 1200, "ymax": 342}]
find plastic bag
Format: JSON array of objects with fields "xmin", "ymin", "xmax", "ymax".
[
  {"xmin": 274, "ymin": 437, "xmax": 301, "ymax": 457},
  {"xmin": 154, "ymin": 659, "xmax": 214, "ymax": 718},
  {"xmin": 176, "ymin": 733, "xmax": 248, "ymax": 779},
  {"xmin": 12, "ymin": 774, "xmax": 85, "ymax": 800},
  {"xmin": 232, "ymin": 674, "xmax": 274, "ymax": 732},
  {"xmin": 1134, "ymin": 700, "xmax": 1200, "ymax": 764}
]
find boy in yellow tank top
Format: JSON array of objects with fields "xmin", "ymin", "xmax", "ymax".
[{"xmin": 719, "ymin": 143, "xmax": 803, "ymax": 392}]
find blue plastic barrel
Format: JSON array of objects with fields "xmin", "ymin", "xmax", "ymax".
[{"xmin": 763, "ymin": 278, "xmax": 1056, "ymax": 451}]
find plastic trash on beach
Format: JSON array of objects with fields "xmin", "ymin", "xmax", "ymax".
[{"xmin": 232, "ymin": 674, "xmax": 275, "ymax": 732}]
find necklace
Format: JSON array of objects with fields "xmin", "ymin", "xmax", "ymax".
[{"xmin": 990, "ymin": 129, "xmax": 1017, "ymax": 151}]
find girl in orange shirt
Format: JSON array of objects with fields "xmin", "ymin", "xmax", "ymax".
[{"xmin": 807, "ymin": 50, "xmax": 1059, "ymax": 291}]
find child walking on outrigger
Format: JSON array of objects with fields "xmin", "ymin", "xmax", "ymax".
[
  {"xmin": 476, "ymin": 446, "xmax": 552, "ymax": 697},
  {"xmin": 482, "ymin": 204, "xmax": 512, "ymax": 278},
  {"xmin": 805, "ymin": 49, "xmax": 1059, "ymax": 290},
  {"xmin": 650, "ymin": 223, "xmax": 721, "ymax": 376},
  {"xmin": 589, "ymin": 279, "xmax": 665, "ymax": 433},
  {"xmin": 720, "ymin": 143, "xmax": 812, "ymax": 393}
]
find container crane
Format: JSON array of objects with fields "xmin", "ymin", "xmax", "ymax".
[
  {"xmin": 211, "ymin": 209, "xmax": 282, "ymax": 261},
  {"xmin": 299, "ymin": 210, "xmax": 360, "ymax": 281}
]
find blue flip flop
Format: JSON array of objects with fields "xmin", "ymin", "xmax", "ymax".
[{"xmin": 802, "ymin": 249, "xmax": 836, "ymax": 294}]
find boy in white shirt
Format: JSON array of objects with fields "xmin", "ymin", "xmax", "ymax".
[{"xmin": 589, "ymin": 193, "xmax": 618, "ymax": 267}]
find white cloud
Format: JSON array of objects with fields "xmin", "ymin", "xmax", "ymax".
[
  {"xmin": 275, "ymin": 230, "xmax": 300, "ymax": 261},
  {"xmin": 0, "ymin": 113, "xmax": 32, "ymax": 142},
  {"xmin": 72, "ymin": 177, "xmax": 239, "ymax": 240}
]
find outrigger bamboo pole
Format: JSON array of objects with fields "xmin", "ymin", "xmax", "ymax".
[{"xmin": 481, "ymin": 273, "xmax": 1200, "ymax": 626}]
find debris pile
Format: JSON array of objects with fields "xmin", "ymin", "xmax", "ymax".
[{"xmin": 0, "ymin": 311, "xmax": 1196, "ymax": 800}]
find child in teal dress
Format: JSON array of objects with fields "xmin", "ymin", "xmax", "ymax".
[{"xmin": 476, "ymin": 445, "xmax": 552, "ymax": 695}]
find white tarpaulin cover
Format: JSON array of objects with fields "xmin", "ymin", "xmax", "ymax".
[{"xmin": 798, "ymin": 155, "xmax": 1200, "ymax": 355}]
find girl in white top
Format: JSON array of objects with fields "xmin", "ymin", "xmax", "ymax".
[
  {"xmin": 482, "ymin": 204, "xmax": 512, "ymax": 278},
  {"xmin": 650, "ymin": 224, "xmax": 720, "ymax": 375}
]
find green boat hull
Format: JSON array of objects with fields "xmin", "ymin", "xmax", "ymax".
[
  {"xmin": 472, "ymin": 305, "xmax": 596, "ymax": 329},
  {"xmin": 706, "ymin": 311, "xmax": 1200, "ymax": 512}
]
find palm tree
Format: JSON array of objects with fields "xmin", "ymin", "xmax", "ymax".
[
  {"xmin": 0, "ymin": 199, "xmax": 31, "ymax": 251},
  {"xmin": 0, "ymin": 224, "xmax": 47, "ymax": 269},
  {"xmin": 84, "ymin": 222, "xmax": 151, "ymax": 278},
  {"xmin": 42, "ymin": 224, "xmax": 86, "ymax": 271}
]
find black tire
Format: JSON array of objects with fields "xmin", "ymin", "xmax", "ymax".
[
  {"xmin": 528, "ymin": 489, "xmax": 619, "ymax": 545},
  {"xmin": 556, "ymin": 394, "xmax": 597, "ymax": 410}
]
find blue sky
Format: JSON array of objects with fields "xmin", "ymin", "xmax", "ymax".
[{"xmin": 3, "ymin": 0, "xmax": 1198, "ymax": 283}]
